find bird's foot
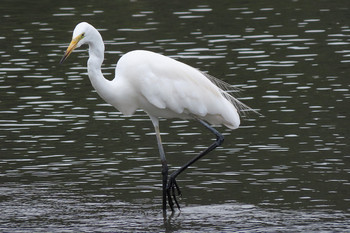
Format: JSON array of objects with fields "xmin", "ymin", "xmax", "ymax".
[{"xmin": 166, "ymin": 175, "xmax": 182, "ymax": 212}]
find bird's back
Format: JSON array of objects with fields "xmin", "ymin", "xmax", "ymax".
[{"xmin": 115, "ymin": 50, "xmax": 242, "ymax": 129}]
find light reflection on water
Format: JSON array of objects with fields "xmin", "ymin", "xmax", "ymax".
[
  {"xmin": 1, "ymin": 0, "xmax": 349, "ymax": 231},
  {"xmin": 1, "ymin": 182, "xmax": 349, "ymax": 232}
]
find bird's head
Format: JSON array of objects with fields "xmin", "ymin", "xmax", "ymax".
[{"xmin": 60, "ymin": 22, "xmax": 94, "ymax": 64}]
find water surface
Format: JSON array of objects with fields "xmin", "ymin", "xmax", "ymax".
[{"xmin": 0, "ymin": 0, "xmax": 349, "ymax": 231}]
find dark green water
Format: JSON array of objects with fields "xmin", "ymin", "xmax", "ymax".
[{"xmin": 1, "ymin": 0, "xmax": 349, "ymax": 231}]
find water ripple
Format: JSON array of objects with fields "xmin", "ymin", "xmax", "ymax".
[{"xmin": 0, "ymin": 0, "xmax": 349, "ymax": 231}]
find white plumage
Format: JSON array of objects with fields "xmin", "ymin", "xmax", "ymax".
[
  {"xmin": 60, "ymin": 22, "xmax": 255, "ymax": 212},
  {"xmin": 114, "ymin": 50, "xmax": 240, "ymax": 129}
]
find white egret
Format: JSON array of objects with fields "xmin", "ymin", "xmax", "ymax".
[{"xmin": 60, "ymin": 22, "xmax": 256, "ymax": 212}]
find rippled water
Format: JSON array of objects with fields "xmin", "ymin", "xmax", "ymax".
[{"xmin": 1, "ymin": 0, "xmax": 349, "ymax": 231}]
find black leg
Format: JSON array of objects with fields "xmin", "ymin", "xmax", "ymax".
[
  {"xmin": 151, "ymin": 117, "xmax": 170, "ymax": 212},
  {"xmin": 162, "ymin": 163, "xmax": 169, "ymax": 211},
  {"xmin": 166, "ymin": 119, "xmax": 224, "ymax": 210}
]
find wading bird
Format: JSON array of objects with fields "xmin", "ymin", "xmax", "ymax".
[{"xmin": 60, "ymin": 22, "xmax": 255, "ymax": 212}]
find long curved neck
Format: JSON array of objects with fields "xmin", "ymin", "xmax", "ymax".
[{"xmin": 86, "ymin": 30, "xmax": 113, "ymax": 103}]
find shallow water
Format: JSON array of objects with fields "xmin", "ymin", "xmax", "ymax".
[
  {"xmin": 1, "ymin": 0, "xmax": 349, "ymax": 231},
  {"xmin": 1, "ymin": 182, "xmax": 348, "ymax": 232}
]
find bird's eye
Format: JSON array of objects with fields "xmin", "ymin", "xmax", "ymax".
[{"xmin": 81, "ymin": 33, "xmax": 85, "ymax": 38}]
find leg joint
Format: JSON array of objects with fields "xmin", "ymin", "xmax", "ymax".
[{"xmin": 216, "ymin": 133, "xmax": 224, "ymax": 146}]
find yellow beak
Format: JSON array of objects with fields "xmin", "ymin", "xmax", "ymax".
[{"xmin": 60, "ymin": 35, "xmax": 82, "ymax": 64}]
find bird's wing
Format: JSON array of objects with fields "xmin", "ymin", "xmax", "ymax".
[
  {"xmin": 116, "ymin": 50, "xmax": 256, "ymax": 128},
  {"xmin": 136, "ymin": 53, "xmax": 228, "ymax": 117}
]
